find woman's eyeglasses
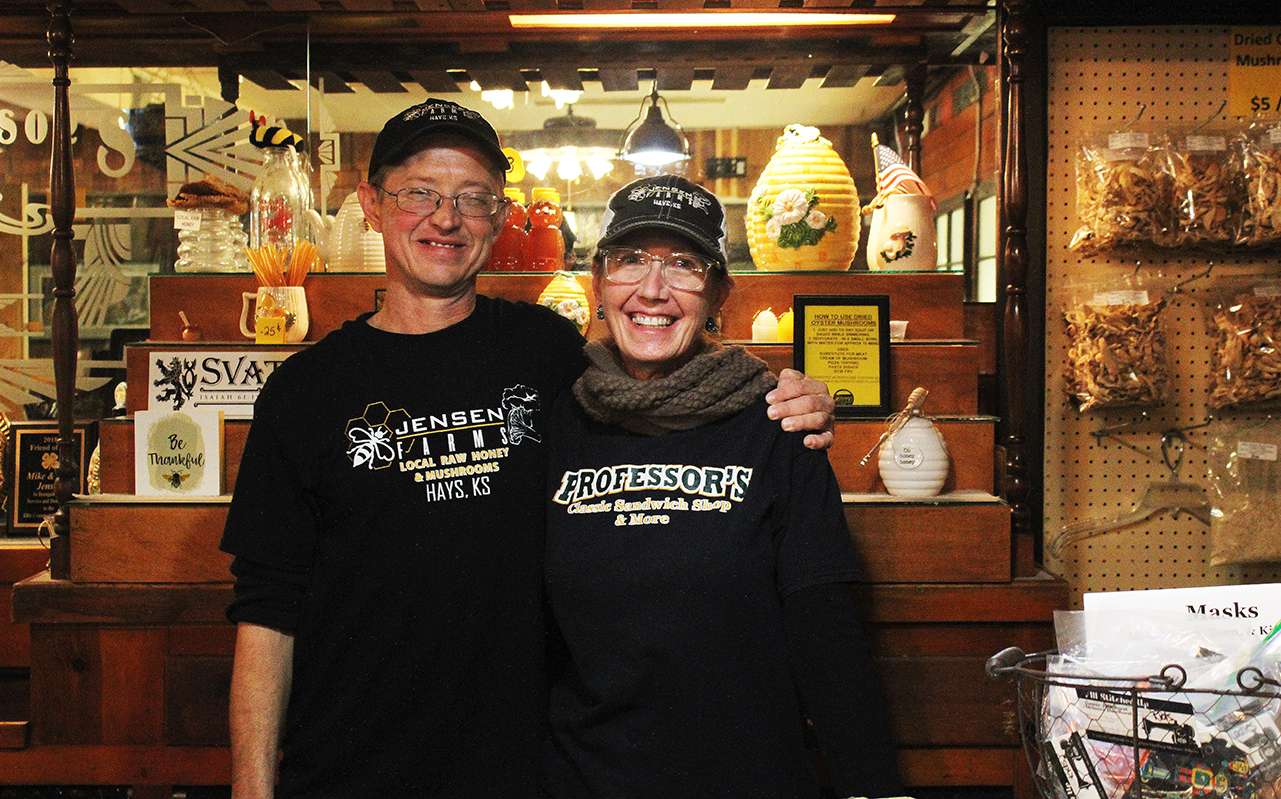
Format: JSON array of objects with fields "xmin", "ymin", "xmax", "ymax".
[{"xmin": 599, "ymin": 247, "xmax": 717, "ymax": 291}]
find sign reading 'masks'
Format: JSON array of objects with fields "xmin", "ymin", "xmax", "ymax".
[{"xmin": 148, "ymin": 349, "xmax": 302, "ymax": 418}]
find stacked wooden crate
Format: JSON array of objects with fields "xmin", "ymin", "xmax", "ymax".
[{"xmin": 7, "ymin": 271, "xmax": 1067, "ymax": 794}]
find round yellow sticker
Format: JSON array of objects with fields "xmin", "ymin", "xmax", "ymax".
[{"xmin": 503, "ymin": 147, "xmax": 525, "ymax": 183}]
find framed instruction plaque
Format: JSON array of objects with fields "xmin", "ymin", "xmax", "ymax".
[{"xmin": 792, "ymin": 295, "xmax": 892, "ymax": 418}]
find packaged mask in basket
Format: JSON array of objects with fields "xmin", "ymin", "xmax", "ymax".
[
  {"xmin": 1063, "ymin": 277, "xmax": 1172, "ymax": 412},
  {"xmin": 1206, "ymin": 279, "xmax": 1281, "ymax": 411},
  {"xmin": 1042, "ymin": 656, "xmax": 1212, "ymax": 799},
  {"xmin": 1207, "ymin": 419, "xmax": 1281, "ymax": 566},
  {"xmin": 1070, "ymin": 131, "xmax": 1170, "ymax": 253},
  {"xmin": 1239, "ymin": 124, "xmax": 1281, "ymax": 248},
  {"xmin": 1160, "ymin": 129, "xmax": 1241, "ymax": 247}
]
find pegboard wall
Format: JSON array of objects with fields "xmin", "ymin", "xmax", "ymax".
[{"xmin": 1044, "ymin": 27, "xmax": 1281, "ymax": 606}]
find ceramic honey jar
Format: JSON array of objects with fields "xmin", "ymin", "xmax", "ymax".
[{"xmin": 745, "ymin": 124, "xmax": 860, "ymax": 271}]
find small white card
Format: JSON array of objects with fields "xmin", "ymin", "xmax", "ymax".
[
  {"xmin": 1185, "ymin": 134, "xmax": 1227, "ymax": 152},
  {"xmin": 134, "ymin": 408, "xmax": 223, "ymax": 497},
  {"xmin": 1238, "ymin": 441, "xmax": 1279, "ymax": 462},
  {"xmin": 1108, "ymin": 131, "xmax": 1149, "ymax": 150},
  {"xmin": 1092, "ymin": 290, "xmax": 1149, "ymax": 306},
  {"xmin": 1253, "ymin": 283, "xmax": 1281, "ymax": 297},
  {"xmin": 172, "ymin": 209, "xmax": 202, "ymax": 232}
]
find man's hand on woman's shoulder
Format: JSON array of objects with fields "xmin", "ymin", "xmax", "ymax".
[{"xmin": 765, "ymin": 368, "xmax": 835, "ymax": 450}]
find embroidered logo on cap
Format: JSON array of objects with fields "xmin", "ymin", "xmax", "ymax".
[
  {"xmin": 626, "ymin": 184, "xmax": 712, "ymax": 213},
  {"xmin": 401, "ymin": 101, "xmax": 483, "ymax": 123}
]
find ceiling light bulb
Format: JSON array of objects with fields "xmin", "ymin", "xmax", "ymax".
[
  {"xmin": 587, "ymin": 157, "xmax": 614, "ymax": 180},
  {"xmin": 526, "ymin": 157, "xmax": 551, "ymax": 181},
  {"xmin": 541, "ymin": 81, "xmax": 582, "ymax": 110},
  {"xmin": 556, "ymin": 156, "xmax": 582, "ymax": 182}
]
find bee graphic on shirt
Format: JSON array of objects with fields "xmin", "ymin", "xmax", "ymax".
[{"xmin": 162, "ymin": 470, "xmax": 189, "ymax": 489}]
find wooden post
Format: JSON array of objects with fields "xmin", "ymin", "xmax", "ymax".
[
  {"xmin": 904, "ymin": 63, "xmax": 927, "ymax": 176},
  {"xmin": 47, "ymin": 0, "xmax": 77, "ymax": 580},
  {"xmin": 998, "ymin": 0, "xmax": 1030, "ymax": 545}
]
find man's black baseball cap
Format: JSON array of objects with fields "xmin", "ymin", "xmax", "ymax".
[
  {"xmin": 368, "ymin": 98, "xmax": 509, "ymax": 179},
  {"xmin": 596, "ymin": 175, "xmax": 728, "ymax": 267}
]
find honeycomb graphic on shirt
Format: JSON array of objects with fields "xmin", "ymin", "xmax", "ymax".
[{"xmin": 345, "ymin": 401, "xmax": 411, "ymax": 471}]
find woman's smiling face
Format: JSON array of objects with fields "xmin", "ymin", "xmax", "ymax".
[{"xmin": 593, "ymin": 230, "xmax": 729, "ymax": 381}]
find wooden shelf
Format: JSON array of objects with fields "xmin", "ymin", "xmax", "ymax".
[
  {"xmin": 845, "ymin": 497, "xmax": 1011, "ymax": 583},
  {"xmin": 101, "ymin": 414, "xmax": 997, "ymax": 495},
  {"xmin": 148, "ymin": 271, "xmax": 968, "ymax": 343}
]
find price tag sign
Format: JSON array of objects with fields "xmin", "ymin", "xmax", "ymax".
[
  {"xmin": 255, "ymin": 315, "xmax": 287, "ymax": 344},
  {"xmin": 1229, "ymin": 27, "xmax": 1281, "ymax": 117}
]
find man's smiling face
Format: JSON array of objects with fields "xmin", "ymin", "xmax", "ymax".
[{"xmin": 358, "ymin": 139, "xmax": 506, "ymax": 300}]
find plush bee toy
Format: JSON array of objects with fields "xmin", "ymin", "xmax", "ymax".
[{"xmin": 249, "ymin": 111, "xmax": 305, "ymax": 152}]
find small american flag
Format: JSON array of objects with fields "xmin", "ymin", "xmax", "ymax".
[{"xmin": 874, "ymin": 144, "xmax": 931, "ymax": 198}]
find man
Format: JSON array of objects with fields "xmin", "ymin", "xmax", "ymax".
[{"xmin": 221, "ymin": 99, "xmax": 834, "ymax": 798}]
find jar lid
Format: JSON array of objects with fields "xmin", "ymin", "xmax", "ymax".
[
  {"xmin": 532, "ymin": 187, "xmax": 560, "ymax": 204},
  {"xmin": 504, "ymin": 188, "xmax": 526, "ymax": 205}
]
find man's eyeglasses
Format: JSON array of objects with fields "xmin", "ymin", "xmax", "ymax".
[
  {"xmin": 599, "ymin": 247, "xmax": 718, "ymax": 292},
  {"xmin": 374, "ymin": 185, "xmax": 506, "ymax": 219}
]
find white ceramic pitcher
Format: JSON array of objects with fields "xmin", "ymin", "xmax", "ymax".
[
  {"xmin": 239, "ymin": 286, "xmax": 309, "ymax": 343},
  {"xmin": 866, "ymin": 194, "xmax": 938, "ymax": 271}
]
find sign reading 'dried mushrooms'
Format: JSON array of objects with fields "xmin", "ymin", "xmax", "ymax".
[
  {"xmin": 1229, "ymin": 28, "xmax": 1281, "ymax": 118},
  {"xmin": 792, "ymin": 295, "xmax": 891, "ymax": 418}
]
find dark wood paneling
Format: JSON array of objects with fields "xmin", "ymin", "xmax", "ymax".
[
  {"xmin": 167, "ymin": 625, "xmax": 236, "ymax": 658},
  {"xmin": 857, "ymin": 577, "xmax": 1068, "ymax": 623},
  {"xmin": 964, "ymin": 301, "xmax": 999, "ymax": 375},
  {"xmin": 12, "ymin": 573, "xmax": 234, "ymax": 626},
  {"xmin": 880, "ymin": 655, "xmax": 1017, "ymax": 745},
  {"xmin": 69, "ymin": 501, "xmax": 232, "ymax": 584},
  {"xmin": 166, "ymin": 656, "xmax": 231, "ymax": 746},
  {"xmin": 29, "ymin": 627, "xmax": 102, "ymax": 745},
  {"xmin": 0, "ymin": 721, "xmax": 29, "ymax": 750},
  {"xmin": 15, "ymin": 572, "xmax": 1067, "ymax": 628},
  {"xmin": 99, "ymin": 629, "xmax": 166, "ymax": 745},
  {"xmin": 847, "ymin": 501, "xmax": 1010, "ymax": 583},
  {"xmin": 899, "ymin": 746, "xmax": 1017, "ymax": 787},
  {"xmin": 0, "ymin": 743, "xmax": 229, "ymax": 783}
]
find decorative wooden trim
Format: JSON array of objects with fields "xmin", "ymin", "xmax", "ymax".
[
  {"xmin": 46, "ymin": 0, "xmax": 77, "ymax": 581},
  {"xmin": 997, "ymin": 0, "xmax": 1030, "ymax": 550},
  {"xmin": 904, "ymin": 62, "xmax": 927, "ymax": 175}
]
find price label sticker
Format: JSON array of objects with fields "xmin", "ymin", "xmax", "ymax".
[
  {"xmin": 1270, "ymin": 126, "xmax": 1281, "ymax": 146},
  {"xmin": 1107, "ymin": 132, "xmax": 1149, "ymax": 151},
  {"xmin": 255, "ymin": 315, "xmax": 287, "ymax": 344},
  {"xmin": 1092, "ymin": 290, "xmax": 1149, "ymax": 306},
  {"xmin": 1229, "ymin": 28, "xmax": 1281, "ymax": 118},
  {"xmin": 173, "ymin": 209, "xmax": 202, "ymax": 232},
  {"xmin": 1254, "ymin": 283, "xmax": 1281, "ymax": 297},
  {"xmin": 1238, "ymin": 441, "xmax": 1279, "ymax": 462},
  {"xmin": 1185, "ymin": 135, "xmax": 1227, "ymax": 152}
]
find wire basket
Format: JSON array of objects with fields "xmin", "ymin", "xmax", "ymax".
[{"xmin": 986, "ymin": 647, "xmax": 1281, "ymax": 799}]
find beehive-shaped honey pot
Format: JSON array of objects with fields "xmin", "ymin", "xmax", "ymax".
[{"xmin": 746, "ymin": 124, "xmax": 859, "ymax": 271}]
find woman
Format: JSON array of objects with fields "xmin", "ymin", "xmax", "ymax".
[{"xmin": 543, "ymin": 175, "xmax": 901, "ymax": 799}]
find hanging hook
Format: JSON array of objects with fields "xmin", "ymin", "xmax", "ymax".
[
  {"xmin": 1191, "ymin": 100, "xmax": 1228, "ymax": 134},
  {"xmin": 1161, "ymin": 430, "xmax": 1188, "ymax": 478},
  {"xmin": 1122, "ymin": 102, "xmax": 1149, "ymax": 131}
]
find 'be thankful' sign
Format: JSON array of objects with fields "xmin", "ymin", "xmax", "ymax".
[{"xmin": 134, "ymin": 408, "xmax": 223, "ymax": 497}]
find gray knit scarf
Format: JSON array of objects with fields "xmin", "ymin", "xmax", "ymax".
[{"xmin": 573, "ymin": 337, "xmax": 778, "ymax": 436}]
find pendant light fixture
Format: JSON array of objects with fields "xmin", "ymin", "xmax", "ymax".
[
  {"xmin": 508, "ymin": 105, "xmax": 619, "ymax": 184},
  {"xmin": 618, "ymin": 83, "xmax": 690, "ymax": 170}
]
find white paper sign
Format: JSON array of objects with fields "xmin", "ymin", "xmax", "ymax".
[
  {"xmin": 172, "ymin": 209, "xmax": 202, "ymax": 231},
  {"xmin": 1084, "ymin": 584, "xmax": 1281, "ymax": 642},
  {"xmin": 1238, "ymin": 441, "xmax": 1279, "ymax": 461},
  {"xmin": 1108, "ymin": 131, "xmax": 1149, "ymax": 150},
  {"xmin": 1092, "ymin": 290, "xmax": 1149, "ymax": 306},
  {"xmin": 148, "ymin": 349, "xmax": 301, "ymax": 418},
  {"xmin": 134, "ymin": 408, "xmax": 223, "ymax": 497}
]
